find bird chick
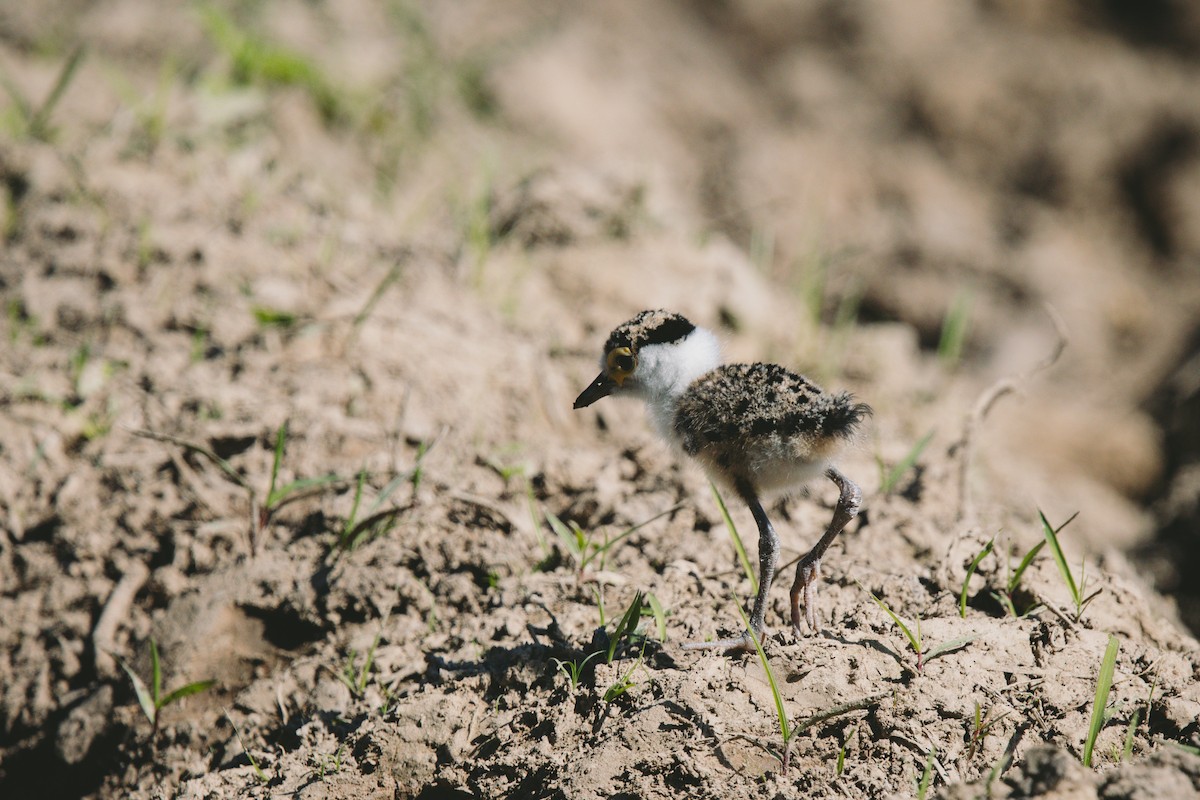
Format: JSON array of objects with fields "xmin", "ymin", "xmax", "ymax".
[{"xmin": 574, "ymin": 309, "xmax": 870, "ymax": 651}]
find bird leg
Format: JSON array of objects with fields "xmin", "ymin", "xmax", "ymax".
[
  {"xmin": 790, "ymin": 466, "xmax": 861, "ymax": 634},
  {"xmin": 682, "ymin": 486, "xmax": 778, "ymax": 653}
]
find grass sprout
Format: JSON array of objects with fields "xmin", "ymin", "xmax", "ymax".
[
  {"xmin": 644, "ymin": 592, "xmax": 668, "ymax": 641},
  {"xmin": 966, "ymin": 701, "xmax": 1010, "ymax": 762},
  {"xmin": 106, "ymin": 59, "xmax": 175, "ymax": 153},
  {"xmin": 132, "ymin": 424, "xmax": 354, "ymax": 555},
  {"xmin": 878, "ymin": 430, "xmax": 935, "ymax": 495},
  {"xmin": 795, "ymin": 248, "xmax": 829, "ymax": 328},
  {"xmin": 545, "ymin": 504, "xmax": 680, "ymax": 580},
  {"xmin": 264, "ymin": 421, "xmax": 342, "ymax": 517},
  {"xmin": 734, "ymin": 600, "xmax": 794, "ymax": 774},
  {"xmin": 602, "ymin": 640, "xmax": 646, "ymax": 703},
  {"xmin": 606, "ymin": 591, "xmax": 645, "ymax": 664},
  {"xmin": 335, "ymin": 470, "xmax": 408, "ymax": 552},
  {"xmin": 352, "ymin": 260, "xmax": 406, "ymax": 329},
  {"xmin": 1121, "ymin": 708, "xmax": 1139, "ymax": 762},
  {"xmin": 986, "ymin": 751, "xmax": 1013, "ymax": 795},
  {"xmin": 711, "ymin": 483, "xmax": 757, "ymax": 592},
  {"xmin": 553, "ymin": 651, "xmax": 601, "ymax": 692},
  {"xmin": 959, "ymin": 538, "xmax": 994, "ymax": 618},
  {"xmin": 916, "ymin": 745, "xmax": 937, "ymax": 799},
  {"xmin": 225, "ymin": 710, "xmax": 269, "ymax": 784},
  {"xmin": 1039, "ymin": 510, "xmax": 1100, "ymax": 622},
  {"xmin": 938, "ymin": 291, "xmax": 972, "ymax": 367},
  {"xmin": 837, "ymin": 723, "xmax": 858, "ymax": 776},
  {"xmin": 591, "ymin": 585, "xmax": 607, "ymax": 628},
  {"xmin": 309, "ymin": 745, "xmax": 346, "ymax": 781},
  {"xmin": 992, "ymin": 534, "xmax": 1047, "ymax": 617},
  {"xmin": 252, "ymin": 306, "xmax": 298, "ymax": 329},
  {"xmin": 862, "ymin": 584, "xmax": 976, "ymax": 674},
  {"xmin": 1083, "ymin": 634, "xmax": 1119, "ymax": 767},
  {"xmin": 409, "ymin": 438, "xmax": 435, "ymax": 495},
  {"xmin": 600, "ymin": 638, "xmax": 648, "ymax": 700},
  {"xmin": 0, "ymin": 45, "xmax": 86, "ymax": 141},
  {"xmin": 198, "ymin": 3, "xmax": 346, "ymax": 124},
  {"xmin": 118, "ymin": 638, "xmax": 215, "ymax": 737},
  {"xmin": 337, "ymin": 633, "xmax": 381, "ymax": 697},
  {"xmin": 463, "ymin": 169, "xmax": 494, "ymax": 286}
]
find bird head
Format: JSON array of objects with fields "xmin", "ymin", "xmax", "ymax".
[{"xmin": 573, "ymin": 310, "xmax": 717, "ymax": 409}]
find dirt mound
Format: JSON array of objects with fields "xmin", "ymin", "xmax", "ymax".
[{"xmin": 2, "ymin": 2, "xmax": 1199, "ymax": 798}]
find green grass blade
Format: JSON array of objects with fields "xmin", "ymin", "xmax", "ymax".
[
  {"xmin": 150, "ymin": 638, "xmax": 162, "ymax": 705},
  {"xmin": 591, "ymin": 585, "xmax": 606, "ymax": 628},
  {"xmin": 1040, "ymin": 509, "xmax": 1081, "ymax": 604},
  {"xmin": 353, "ymin": 262, "xmax": 405, "ymax": 328},
  {"xmin": 252, "ymin": 306, "xmax": 298, "ymax": 328},
  {"xmin": 1121, "ymin": 709, "xmax": 1139, "ymax": 762},
  {"xmin": 410, "ymin": 440, "xmax": 430, "ymax": 493},
  {"xmin": 343, "ymin": 470, "xmax": 366, "ymax": 535},
  {"xmin": 606, "ymin": 591, "xmax": 644, "ymax": 663},
  {"xmin": 602, "ymin": 661, "xmax": 638, "ymax": 702},
  {"xmin": 711, "ymin": 483, "xmax": 757, "ymax": 593},
  {"xmin": 358, "ymin": 634, "xmax": 380, "ymax": 692},
  {"xmin": 865, "ymin": 587, "xmax": 919, "ymax": 654},
  {"xmin": 552, "ymin": 658, "xmax": 577, "ymax": 688},
  {"xmin": 1009, "ymin": 540, "xmax": 1046, "ymax": 593},
  {"xmin": 959, "ymin": 539, "xmax": 994, "ymax": 618},
  {"xmin": 937, "ymin": 291, "xmax": 972, "ymax": 367},
  {"xmin": 917, "ymin": 746, "xmax": 936, "ymax": 799},
  {"xmin": 924, "ymin": 635, "xmax": 979, "ymax": 664},
  {"xmin": 880, "ymin": 430, "xmax": 934, "ymax": 495},
  {"xmin": 267, "ymin": 423, "xmax": 287, "ymax": 504},
  {"xmin": 129, "ymin": 429, "xmax": 253, "ymax": 492},
  {"xmin": 0, "ymin": 67, "xmax": 33, "ymax": 122},
  {"xmin": 644, "ymin": 592, "xmax": 667, "ymax": 641},
  {"xmin": 986, "ymin": 751, "xmax": 1012, "ymax": 793},
  {"xmin": 29, "ymin": 45, "xmax": 86, "ymax": 140},
  {"xmin": 596, "ymin": 503, "xmax": 683, "ymax": 561},
  {"xmin": 225, "ymin": 710, "xmax": 268, "ymax": 784},
  {"xmin": 1083, "ymin": 634, "xmax": 1120, "ymax": 767},
  {"xmin": 367, "ymin": 473, "xmax": 408, "ymax": 516},
  {"xmin": 992, "ymin": 590, "xmax": 1018, "ymax": 618},
  {"xmin": 837, "ymin": 723, "xmax": 857, "ymax": 776},
  {"xmin": 159, "ymin": 679, "xmax": 217, "ymax": 708},
  {"xmin": 266, "ymin": 473, "xmax": 342, "ymax": 508},
  {"xmin": 118, "ymin": 656, "xmax": 157, "ymax": 726},
  {"xmin": 734, "ymin": 601, "xmax": 790, "ymax": 746},
  {"xmin": 545, "ymin": 510, "xmax": 583, "ymax": 558}
]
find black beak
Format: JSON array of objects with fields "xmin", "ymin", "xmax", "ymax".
[{"xmin": 573, "ymin": 372, "xmax": 616, "ymax": 409}]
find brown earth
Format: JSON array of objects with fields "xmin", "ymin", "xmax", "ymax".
[{"xmin": 2, "ymin": 2, "xmax": 1200, "ymax": 798}]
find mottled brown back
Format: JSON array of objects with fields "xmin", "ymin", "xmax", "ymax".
[{"xmin": 672, "ymin": 363, "xmax": 870, "ymax": 487}]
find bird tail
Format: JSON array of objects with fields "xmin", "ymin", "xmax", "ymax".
[{"xmin": 822, "ymin": 392, "xmax": 873, "ymax": 439}]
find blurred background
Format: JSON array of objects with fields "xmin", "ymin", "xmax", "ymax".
[
  {"xmin": 7, "ymin": 0, "xmax": 1196, "ymax": 625},
  {"xmin": 4, "ymin": 1, "xmax": 1200, "ymax": 795}
]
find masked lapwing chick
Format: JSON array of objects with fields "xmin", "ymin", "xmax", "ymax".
[{"xmin": 573, "ymin": 309, "xmax": 870, "ymax": 652}]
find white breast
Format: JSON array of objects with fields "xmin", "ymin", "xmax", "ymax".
[{"xmin": 631, "ymin": 327, "xmax": 722, "ymax": 444}]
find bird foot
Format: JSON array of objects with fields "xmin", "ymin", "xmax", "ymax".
[
  {"xmin": 790, "ymin": 555, "xmax": 822, "ymax": 634},
  {"xmin": 680, "ymin": 629, "xmax": 760, "ymax": 653}
]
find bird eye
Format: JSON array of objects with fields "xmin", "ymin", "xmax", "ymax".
[{"xmin": 606, "ymin": 347, "xmax": 637, "ymax": 384}]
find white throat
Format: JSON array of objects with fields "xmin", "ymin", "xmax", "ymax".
[{"xmin": 628, "ymin": 327, "xmax": 721, "ymax": 440}]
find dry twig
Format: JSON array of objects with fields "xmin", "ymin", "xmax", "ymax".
[{"xmin": 955, "ymin": 304, "xmax": 1068, "ymax": 523}]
